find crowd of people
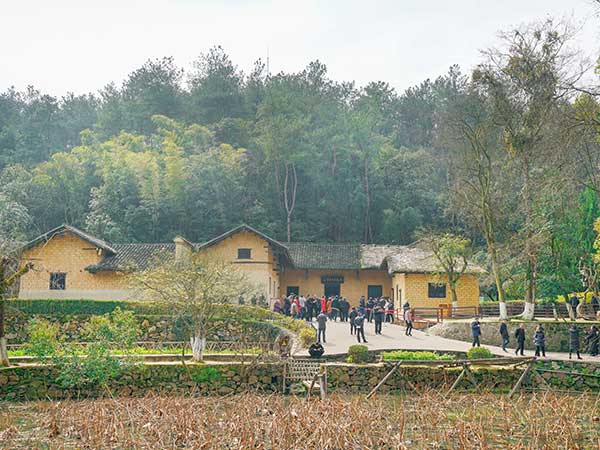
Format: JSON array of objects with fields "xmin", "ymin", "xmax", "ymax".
[
  {"xmin": 274, "ymin": 295, "xmax": 600, "ymax": 361},
  {"xmin": 273, "ymin": 294, "xmax": 418, "ymax": 345},
  {"xmin": 472, "ymin": 318, "xmax": 600, "ymax": 359}
]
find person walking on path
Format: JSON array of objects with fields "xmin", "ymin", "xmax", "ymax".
[
  {"xmin": 591, "ymin": 295, "xmax": 600, "ymax": 316},
  {"xmin": 499, "ymin": 320, "xmax": 509, "ymax": 352},
  {"xmin": 366, "ymin": 298, "xmax": 375, "ymax": 323},
  {"xmin": 349, "ymin": 307, "xmax": 357, "ymax": 335},
  {"xmin": 385, "ymin": 299, "xmax": 394, "ymax": 323},
  {"xmin": 533, "ymin": 325, "xmax": 546, "ymax": 357},
  {"xmin": 515, "ymin": 323, "xmax": 526, "ymax": 356},
  {"xmin": 586, "ymin": 325, "xmax": 599, "ymax": 356},
  {"xmin": 471, "ymin": 317, "xmax": 481, "ymax": 347},
  {"xmin": 373, "ymin": 304, "xmax": 384, "ymax": 335},
  {"xmin": 569, "ymin": 324, "xmax": 582, "ymax": 360},
  {"xmin": 316, "ymin": 311, "xmax": 327, "ymax": 344},
  {"xmin": 404, "ymin": 308, "xmax": 414, "ymax": 336},
  {"xmin": 354, "ymin": 312, "xmax": 367, "ymax": 343}
]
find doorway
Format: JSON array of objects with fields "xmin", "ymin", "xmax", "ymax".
[{"xmin": 324, "ymin": 283, "xmax": 340, "ymax": 297}]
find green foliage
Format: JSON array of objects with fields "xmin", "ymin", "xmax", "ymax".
[
  {"xmin": 54, "ymin": 343, "xmax": 131, "ymax": 389},
  {"xmin": 191, "ymin": 366, "xmax": 223, "ymax": 384},
  {"xmin": 382, "ymin": 350, "xmax": 455, "ymax": 361},
  {"xmin": 466, "ymin": 347, "xmax": 494, "ymax": 359},
  {"xmin": 85, "ymin": 307, "xmax": 139, "ymax": 350},
  {"xmin": 23, "ymin": 318, "xmax": 60, "ymax": 359},
  {"xmin": 299, "ymin": 328, "xmax": 316, "ymax": 347},
  {"xmin": 346, "ymin": 345, "xmax": 372, "ymax": 364},
  {"xmin": 9, "ymin": 298, "xmax": 156, "ymax": 315}
]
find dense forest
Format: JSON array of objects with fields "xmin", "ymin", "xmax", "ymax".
[{"xmin": 2, "ymin": 18, "xmax": 600, "ymax": 303}]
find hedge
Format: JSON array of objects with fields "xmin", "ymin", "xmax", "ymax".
[{"xmin": 7, "ymin": 299, "xmax": 159, "ymax": 315}]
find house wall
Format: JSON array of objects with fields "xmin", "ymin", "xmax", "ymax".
[
  {"xmin": 279, "ymin": 269, "xmax": 393, "ymax": 306},
  {"xmin": 397, "ymin": 273, "xmax": 480, "ymax": 309},
  {"xmin": 19, "ymin": 233, "xmax": 130, "ymax": 300},
  {"xmin": 198, "ymin": 230, "xmax": 280, "ymax": 300}
]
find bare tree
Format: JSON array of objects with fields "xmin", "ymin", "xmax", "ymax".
[
  {"xmin": 473, "ymin": 19, "xmax": 587, "ymax": 319},
  {"xmin": 130, "ymin": 253, "xmax": 254, "ymax": 361}
]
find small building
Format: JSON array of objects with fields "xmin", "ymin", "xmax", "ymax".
[{"xmin": 18, "ymin": 224, "xmax": 484, "ymax": 308}]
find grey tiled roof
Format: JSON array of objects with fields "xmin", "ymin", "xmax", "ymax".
[
  {"xmin": 86, "ymin": 243, "xmax": 175, "ymax": 272},
  {"xmin": 287, "ymin": 243, "xmax": 361, "ymax": 270},
  {"xmin": 23, "ymin": 224, "xmax": 117, "ymax": 254}
]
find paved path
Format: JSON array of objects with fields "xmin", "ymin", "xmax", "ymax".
[{"xmin": 299, "ymin": 319, "xmax": 600, "ymax": 363}]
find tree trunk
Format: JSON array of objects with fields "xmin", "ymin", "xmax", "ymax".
[
  {"xmin": 0, "ymin": 283, "xmax": 8, "ymax": 366},
  {"xmin": 488, "ymin": 241, "xmax": 507, "ymax": 319},
  {"xmin": 362, "ymin": 156, "xmax": 372, "ymax": 244},
  {"xmin": 190, "ymin": 334, "xmax": 206, "ymax": 362},
  {"xmin": 450, "ymin": 285, "xmax": 459, "ymax": 310},
  {"xmin": 521, "ymin": 155, "xmax": 536, "ymax": 320},
  {"xmin": 0, "ymin": 298, "xmax": 8, "ymax": 367},
  {"xmin": 283, "ymin": 163, "xmax": 297, "ymax": 243}
]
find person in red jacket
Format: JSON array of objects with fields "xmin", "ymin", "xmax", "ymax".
[{"xmin": 320, "ymin": 296, "xmax": 327, "ymax": 314}]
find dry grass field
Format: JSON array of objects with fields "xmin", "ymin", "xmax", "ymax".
[{"xmin": 0, "ymin": 391, "xmax": 599, "ymax": 449}]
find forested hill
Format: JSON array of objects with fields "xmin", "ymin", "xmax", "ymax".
[
  {"xmin": 0, "ymin": 48, "xmax": 456, "ymax": 245},
  {"xmin": 1, "ymin": 18, "xmax": 600, "ymax": 306}
]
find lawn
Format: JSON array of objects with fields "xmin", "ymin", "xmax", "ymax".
[{"xmin": 0, "ymin": 392, "xmax": 598, "ymax": 449}]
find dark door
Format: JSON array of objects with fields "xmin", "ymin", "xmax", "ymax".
[
  {"xmin": 324, "ymin": 283, "xmax": 340, "ymax": 297},
  {"xmin": 286, "ymin": 286, "xmax": 299, "ymax": 296},
  {"xmin": 368, "ymin": 285, "xmax": 383, "ymax": 298}
]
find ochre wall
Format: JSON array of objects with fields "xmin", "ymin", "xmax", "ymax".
[
  {"xmin": 19, "ymin": 233, "xmax": 130, "ymax": 300},
  {"xmin": 198, "ymin": 231, "xmax": 280, "ymax": 300},
  {"xmin": 279, "ymin": 269, "xmax": 393, "ymax": 306},
  {"xmin": 399, "ymin": 273, "xmax": 480, "ymax": 308}
]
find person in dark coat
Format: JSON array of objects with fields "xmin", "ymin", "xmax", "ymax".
[
  {"xmin": 339, "ymin": 298, "xmax": 349, "ymax": 322},
  {"xmin": 373, "ymin": 304, "xmax": 384, "ymax": 335},
  {"xmin": 533, "ymin": 325, "xmax": 546, "ymax": 357},
  {"xmin": 349, "ymin": 307, "xmax": 357, "ymax": 335},
  {"xmin": 308, "ymin": 342, "xmax": 324, "ymax": 358},
  {"xmin": 366, "ymin": 298, "xmax": 375, "ymax": 323},
  {"xmin": 591, "ymin": 295, "xmax": 600, "ymax": 315},
  {"xmin": 515, "ymin": 323, "xmax": 526, "ymax": 356},
  {"xmin": 471, "ymin": 318, "xmax": 481, "ymax": 347},
  {"xmin": 331, "ymin": 296, "xmax": 340, "ymax": 322},
  {"xmin": 570, "ymin": 295, "xmax": 580, "ymax": 320},
  {"xmin": 586, "ymin": 325, "xmax": 599, "ymax": 356},
  {"xmin": 499, "ymin": 320, "xmax": 509, "ymax": 352},
  {"xmin": 403, "ymin": 301, "xmax": 410, "ymax": 312},
  {"xmin": 354, "ymin": 312, "xmax": 367, "ymax": 343},
  {"xmin": 316, "ymin": 311, "xmax": 327, "ymax": 344},
  {"xmin": 569, "ymin": 324, "xmax": 582, "ymax": 360},
  {"xmin": 359, "ymin": 296, "xmax": 366, "ymax": 309}
]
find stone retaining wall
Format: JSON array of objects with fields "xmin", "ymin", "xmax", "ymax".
[
  {"xmin": 429, "ymin": 321, "xmax": 599, "ymax": 352},
  {"xmin": 2, "ymin": 359, "xmax": 598, "ymax": 401},
  {"xmin": 0, "ymin": 363, "xmax": 283, "ymax": 401}
]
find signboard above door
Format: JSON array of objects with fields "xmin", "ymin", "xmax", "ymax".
[{"xmin": 321, "ymin": 275, "xmax": 344, "ymax": 284}]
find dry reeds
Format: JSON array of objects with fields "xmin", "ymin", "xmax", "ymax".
[{"xmin": 0, "ymin": 391, "xmax": 598, "ymax": 449}]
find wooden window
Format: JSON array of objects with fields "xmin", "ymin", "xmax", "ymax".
[
  {"xmin": 237, "ymin": 248, "xmax": 251, "ymax": 259},
  {"xmin": 49, "ymin": 272, "xmax": 66, "ymax": 290},
  {"xmin": 428, "ymin": 283, "xmax": 446, "ymax": 298}
]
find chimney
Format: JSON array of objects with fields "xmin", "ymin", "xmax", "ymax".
[{"xmin": 173, "ymin": 236, "xmax": 193, "ymax": 263}]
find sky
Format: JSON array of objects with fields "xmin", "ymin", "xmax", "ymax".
[{"xmin": 1, "ymin": 0, "xmax": 599, "ymax": 97}]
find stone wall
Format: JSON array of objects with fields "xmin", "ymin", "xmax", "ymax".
[
  {"xmin": 325, "ymin": 360, "xmax": 600, "ymax": 393},
  {"xmin": 3, "ymin": 359, "xmax": 598, "ymax": 401},
  {"xmin": 429, "ymin": 320, "xmax": 600, "ymax": 352},
  {"xmin": 0, "ymin": 363, "xmax": 283, "ymax": 401},
  {"xmin": 6, "ymin": 314, "xmax": 281, "ymax": 345}
]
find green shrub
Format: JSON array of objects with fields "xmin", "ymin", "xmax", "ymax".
[
  {"xmin": 55, "ymin": 343, "xmax": 131, "ymax": 389},
  {"xmin": 8, "ymin": 298, "xmax": 162, "ymax": 315},
  {"xmin": 382, "ymin": 350, "xmax": 455, "ymax": 361},
  {"xmin": 346, "ymin": 345, "xmax": 371, "ymax": 364},
  {"xmin": 85, "ymin": 307, "xmax": 139, "ymax": 351},
  {"xmin": 192, "ymin": 366, "xmax": 222, "ymax": 384},
  {"xmin": 23, "ymin": 318, "xmax": 60, "ymax": 359},
  {"xmin": 467, "ymin": 347, "xmax": 494, "ymax": 359},
  {"xmin": 299, "ymin": 328, "xmax": 316, "ymax": 347}
]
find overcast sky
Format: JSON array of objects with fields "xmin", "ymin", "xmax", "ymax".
[{"xmin": 1, "ymin": 0, "xmax": 599, "ymax": 97}]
